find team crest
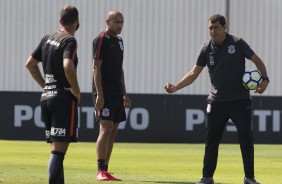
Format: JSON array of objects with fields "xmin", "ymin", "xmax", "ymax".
[
  {"xmin": 228, "ymin": 45, "xmax": 235, "ymax": 54},
  {"xmin": 208, "ymin": 54, "xmax": 215, "ymax": 66},
  {"xmin": 207, "ymin": 104, "xmax": 212, "ymax": 113},
  {"xmin": 46, "ymin": 130, "xmax": 50, "ymax": 139},
  {"xmin": 102, "ymin": 108, "xmax": 110, "ymax": 117},
  {"xmin": 119, "ymin": 41, "xmax": 124, "ymax": 51}
]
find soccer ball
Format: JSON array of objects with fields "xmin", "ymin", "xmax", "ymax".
[{"xmin": 242, "ymin": 70, "xmax": 262, "ymax": 90}]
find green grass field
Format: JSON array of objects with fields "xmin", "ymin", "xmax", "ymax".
[{"xmin": 0, "ymin": 140, "xmax": 281, "ymax": 184}]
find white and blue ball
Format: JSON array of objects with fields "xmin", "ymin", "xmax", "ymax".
[{"xmin": 242, "ymin": 70, "xmax": 262, "ymax": 90}]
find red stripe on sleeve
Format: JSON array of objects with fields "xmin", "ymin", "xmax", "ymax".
[
  {"xmin": 97, "ymin": 31, "xmax": 106, "ymax": 58},
  {"xmin": 70, "ymin": 100, "xmax": 75, "ymax": 136}
]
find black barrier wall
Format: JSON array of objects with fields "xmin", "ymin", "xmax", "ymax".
[{"xmin": 0, "ymin": 92, "xmax": 281, "ymax": 143}]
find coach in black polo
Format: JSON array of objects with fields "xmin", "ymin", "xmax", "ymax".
[
  {"xmin": 92, "ymin": 10, "xmax": 131, "ymax": 181},
  {"xmin": 165, "ymin": 14, "xmax": 269, "ymax": 184}
]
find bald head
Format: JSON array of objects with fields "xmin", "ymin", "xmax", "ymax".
[
  {"xmin": 106, "ymin": 10, "xmax": 123, "ymax": 21},
  {"xmin": 106, "ymin": 10, "xmax": 124, "ymax": 36}
]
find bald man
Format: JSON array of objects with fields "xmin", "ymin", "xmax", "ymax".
[
  {"xmin": 92, "ymin": 10, "xmax": 131, "ymax": 181},
  {"xmin": 26, "ymin": 5, "xmax": 80, "ymax": 184}
]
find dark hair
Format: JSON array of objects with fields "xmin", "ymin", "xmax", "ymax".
[
  {"xmin": 209, "ymin": 14, "xmax": 226, "ymax": 27},
  {"xmin": 60, "ymin": 5, "xmax": 79, "ymax": 26}
]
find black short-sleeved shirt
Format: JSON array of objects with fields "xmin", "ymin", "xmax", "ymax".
[
  {"xmin": 31, "ymin": 31, "xmax": 78, "ymax": 101},
  {"xmin": 92, "ymin": 31, "xmax": 124, "ymax": 95},
  {"xmin": 196, "ymin": 33, "xmax": 255, "ymax": 102}
]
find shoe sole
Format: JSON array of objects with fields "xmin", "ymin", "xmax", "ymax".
[{"xmin": 96, "ymin": 179, "xmax": 110, "ymax": 181}]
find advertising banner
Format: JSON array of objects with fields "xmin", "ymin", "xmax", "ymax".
[{"xmin": 0, "ymin": 92, "xmax": 281, "ymax": 143}]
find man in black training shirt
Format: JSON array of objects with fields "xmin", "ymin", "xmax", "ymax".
[
  {"xmin": 92, "ymin": 10, "xmax": 131, "ymax": 181},
  {"xmin": 164, "ymin": 14, "xmax": 269, "ymax": 184},
  {"xmin": 26, "ymin": 5, "xmax": 80, "ymax": 184}
]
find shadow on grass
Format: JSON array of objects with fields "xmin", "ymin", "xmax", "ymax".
[
  {"xmin": 142, "ymin": 181, "xmax": 226, "ymax": 184},
  {"xmin": 142, "ymin": 181, "xmax": 194, "ymax": 184}
]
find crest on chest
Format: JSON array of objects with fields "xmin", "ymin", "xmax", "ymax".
[
  {"xmin": 208, "ymin": 54, "xmax": 215, "ymax": 66},
  {"xmin": 228, "ymin": 45, "xmax": 235, "ymax": 54},
  {"xmin": 119, "ymin": 41, "xmax": 124, "ymax": 51}
]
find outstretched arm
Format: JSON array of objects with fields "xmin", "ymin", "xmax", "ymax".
[{"xmin": 164, "ymin": 65, "xmax": 204, "ymax": 93}]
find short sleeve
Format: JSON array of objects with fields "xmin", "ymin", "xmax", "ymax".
[
  {"xmin": 239, "ymin": 38, "xmax": 255, "ymax": 59},
  {"xmin": 196, "ymin": 44, "xmax": 207, "ymax": 67},
  {"xmin": 92, "ymin": 33, "xmax": 105, "ymax": 60},
  {"xmin": 31, "ymin": 35, "xmax": 48, "ymax": 61},
  {"xmin": 63, "ymin": 38, "xmax": 77, "ymax": 60}
]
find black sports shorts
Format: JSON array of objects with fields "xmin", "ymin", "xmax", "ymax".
[
  {"xmin": 93, "ymin": 95, "xmax": 126, "ymax": 123},
  {"xmin": 41, "ymin": 96, "xmax": 78, "ymax": 143}
]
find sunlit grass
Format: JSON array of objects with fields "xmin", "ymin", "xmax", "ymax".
[{"xmin": 0, "ymin": 140, "xmax": 281, "ymax": 184}]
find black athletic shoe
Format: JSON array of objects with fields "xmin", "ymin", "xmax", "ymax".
[
  {"xmin": 196, "ymin": 177, "xmax": 214, "ymax": 184},
  {"xmin": 244, "ymin": 177, "xmax": 260, "ymax": 184}
]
